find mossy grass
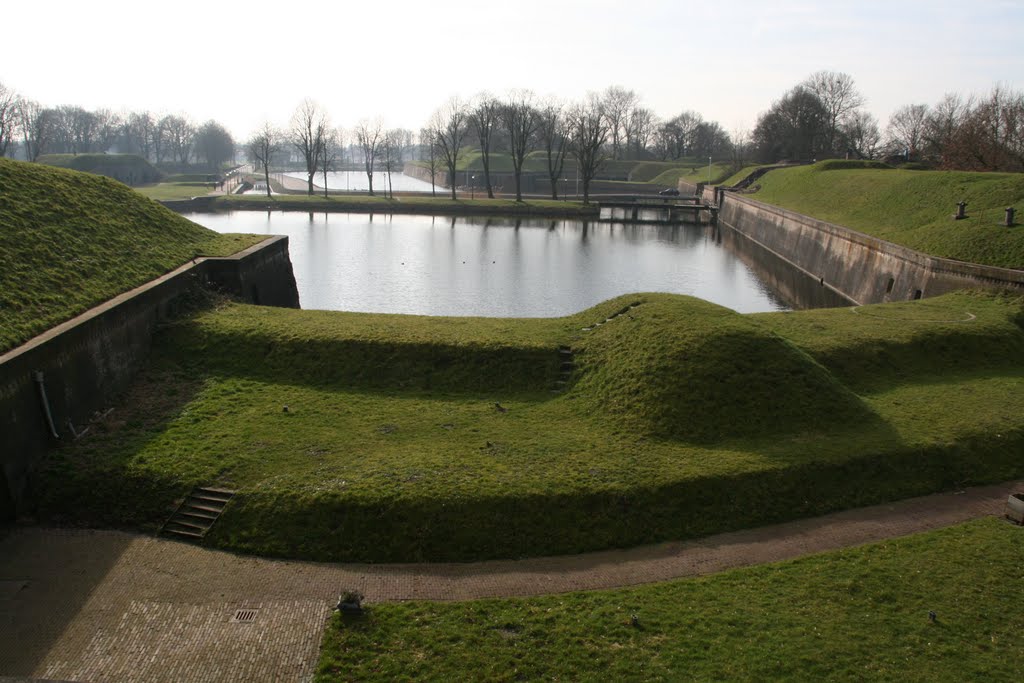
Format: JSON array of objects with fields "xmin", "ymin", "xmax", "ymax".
[
  {"xmin": 650, "ymin": 161, "xmax": 738, "ymax": 187},
  {"xmin": 746, "ymin": 162, "xmax": 1024, "ymax": 269},
  {"xmin": 136, "ymin": 181, "xmax": 217, "ymax": 201},
  {"xmin": 315, "ymin": 517, "xmax": 1024, "ymax": 681},
  {"xmin": 0, "ymin": 158, "xmax": 264, "ymax": 352},
  {"xmin": 37, "ymin": 291, "xmax": 1024, "ymax": 562}
]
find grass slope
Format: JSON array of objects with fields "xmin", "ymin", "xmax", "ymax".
[
  {"xmin": 316, "ymin": 517, "xmax": 1024, "ymax": 682},
  {"xmin": 0, "ymin": 158, "xmax": 263, "ymax": 352},
  {"xmin": 38, "ymin": 291, "xmax": 1024, "ymax": 562},
  {"xmin": 747, "ymin": 161, "xmax": 1024, "ymax": 269}
]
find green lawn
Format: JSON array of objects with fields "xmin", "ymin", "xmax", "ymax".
[
  {"xmin": 38, "ymin": 290, "xmax": 1024, "ymax": 562},
  {"xmin": 746, "ymin": 161, "xmax": 1024, "ymax": 269},
  {"xmin": 136, "ymin": 181, "xmax": 217, "ymax": 200},
  {"xmin": 316, "ymin": 517, "xmax": 1024, "ymax": 681},
  {"xmin": 651, "ymin": 162, "xmax": 738, "ymax": 187},
  {"xmin": 0, "ymin": 159, "xmax": 263, "ymax": 353}
]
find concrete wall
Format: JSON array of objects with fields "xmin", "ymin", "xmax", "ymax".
[
  {"xmin": 0, "ymin": 237, "xmax": 299, "ymax": 520},
  {"xmin": 717, "ymin": 193, "xmax": 1024, "ymax": 305}
]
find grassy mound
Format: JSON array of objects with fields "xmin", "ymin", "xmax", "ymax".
[
  {"xmin": 574, "ymin": 297, "xmax": 874, "ymax": 442},
  {"xmin": 0, "ymin": 158, "xmax": 263, "ymax": 352},
  {"xmin": 316, "ymin": 518, "xmax": 1024, "ymax": 681},
  {"xmin": 747, "ymin": 162, "xmax": 1024, "ymax": 268},
  {"xmin": 813, "ymin": 159, "xmax": 893, "ymax": 171},
  {"xmin": 37, "ymin": 291, "xmax": 1024, "ymax": 562},
  {"xmin": 38, "ymin": 153, "xmax": 162, "ymax": 185}
]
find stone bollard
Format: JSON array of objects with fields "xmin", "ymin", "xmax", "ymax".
[
  {"xmin": 1006, "ymin": 207, "xmax": 1016, "ymax": 227},
  {"xmin": 954, "ymin": 201, "xmax": 967, "ymax": 220}
]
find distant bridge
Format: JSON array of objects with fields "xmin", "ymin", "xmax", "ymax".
[{"xmin": 597, "ymin": 196, "xmax": 718, "ymax": 224}]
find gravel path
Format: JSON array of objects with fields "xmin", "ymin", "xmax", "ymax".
[{"xmin": 1, "ymin": 479, "xmax": 1019, "ymax": 682}]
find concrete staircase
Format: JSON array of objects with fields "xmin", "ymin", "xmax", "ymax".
[
  {"xmin": 553, "ymin": 346, "xmax": 574, "ymax": 393},
  {"xmin": 160, "ymin": 486, "xmax": 234, "ymax": 541}
]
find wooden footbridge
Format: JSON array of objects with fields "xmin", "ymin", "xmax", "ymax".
[{"xmin": 597, "ymin": 195, "xmax": 718, "ymax": 224}]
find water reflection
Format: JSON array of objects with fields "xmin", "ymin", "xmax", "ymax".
[{"xmin": 186, "ymin": 211, "xmax": 803, "ymax": 316}]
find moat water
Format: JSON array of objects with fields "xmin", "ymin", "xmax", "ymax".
[{"xmin": 186, "ymin": 211, "xmax": 835, "ymax": 316}]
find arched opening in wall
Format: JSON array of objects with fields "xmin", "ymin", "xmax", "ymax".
[
  {"xmin": 885, "ymin": 277, "xmax": 895, "ymax": 294},
  {"xmin": 251, "ymin": 285, "xmax": 261, "ymax": 305},
  {"xmin": 912, "ymin": 289, "xmax": 923, "ymax": 300}
]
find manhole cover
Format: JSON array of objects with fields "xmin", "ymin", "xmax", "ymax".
[{"xmin": 231, "ymin": 608, "xmax": 259, "ymax": 623}]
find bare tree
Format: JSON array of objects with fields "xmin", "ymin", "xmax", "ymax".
[
  {"xmin": 247, "ymin": 122, "xmax": 279, "ymax": 198},
  {"xmin": 290, "ymin": 99, "xmax": 328, "ymax": 195},
  {"xmin": 432, "ymin": 97, "xmax": 469, "ymax": 200},
  {"xmin": 419, "ymin": 125, "xmax": 440, "ymax": 197},
  {"xmin": 625, "ymin": 106, "xmax": 658, "ymax": 159},
  {"xmin": 566, "ymin": 94, "xmax": 609, "ymax": 204},
  {"xmin": 886, "ymin": 104, "xmax": 929, "ymax": 159},
  {"xmin": 469, "ymin": 94, "xmax": 501, "ymax": 198},
  {"xmin": 840, "ymin": 110, "xmax": 881, "ymax": 159},
  {"xmin": 319, "ymin": 128, "xmax": 340, "ymax": 199},
  {"xmin": 355, "ymin": 118, "xmax": 383, "ymax": 195},
  {"xmin": 126, "ymin": 111, "xmax": 157, "ymax": 160},
  {"xmin": 924, "ymin": 93, "xmax": 973, "ymax": 164},
  {"xmin": 382, "ymin": 129, "xmax": 407, "ymax": 198},
  {"xmin": 0, "ymin": 82, "xmax": 18, "ymax": 157},
  {"xmin": 601, "ymin": 86, "xmax": 638, "ymax": 160},
  {"xmin": 161, "ymin": 114, "xmax": 196, "ymax": 165},
  {"xmin": 502, "ymin": 89, "xmax": 539, "ymax": 202},
  {"xmin": 537, "ymin": 99, "xmax": 570, "ymax": 199},
  {"xmin": 18, "ymin": 100, "xmax": 53, "ymax": 161},
  {"xmin": 803, "ymin": 70, "xmax": 864, "ymax": 155}
]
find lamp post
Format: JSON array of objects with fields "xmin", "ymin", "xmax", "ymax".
[
  {"xmin": 708, "ymin": 156, "xmax": 712, "ymax": 184},
  {"xmin": 471, "ymin": 175, "xmax": 476, "ymax": 200}
]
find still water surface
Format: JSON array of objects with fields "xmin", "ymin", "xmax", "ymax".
[
  {"xmin": 187, "ymin": 212, "xmax": 789, "ymax": 316},
  {"xmin": 283, "ymin": 171, "xmax": 439, "ymax": 193}
]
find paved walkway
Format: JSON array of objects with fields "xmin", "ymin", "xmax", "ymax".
[{"xmin": 0, "ymin": 480, "xmax": 1019, "ymax": 682}]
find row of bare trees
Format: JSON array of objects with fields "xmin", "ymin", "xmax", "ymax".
[
  {"xmin": 246, "ymin": 101, "xmax": 417, "ymax": 199},
  {"xmin": 750, "ymin": 71, "xmax": 1024, "ymax": 171},
  {"xmin": 0, "ymin": 81, "xmax": 236, "ymax": 169},
  {"xmin": 885, "ymin": 87, "xmax": 1024, "ymax": 171}
]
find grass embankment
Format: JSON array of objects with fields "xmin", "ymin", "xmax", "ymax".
[
  {"xmin": 137, "ymin": 181, "xmax": 217, "ymax": 201},
  {"xmin": 747, "ymin": 160, "xmax": 1024, "ymax": 269},
  {"xmin": 0, "ymin": 158, "xmax": 264, "ymax": 353},
  {"xmin": 38, "ymin": 290, "xmax": 1024, "ymax": 562},
  {"xmin": 38, "ymin": 153, "xmax": 162, "ymax": 186},
  {"xmin": 316, "ymin": 517, "xmax": 1024, "ymax": 681},
  {"xmin": 650, "ymin": 161, "xmax": 739, "ymax": 187},
  {"xmin": 211, "ymin": 193, "xmax": 599, "ymax": 218}
]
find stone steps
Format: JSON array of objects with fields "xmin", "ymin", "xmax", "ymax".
[{"xmin": 160, "ymin": 486, "xmax": 234, "ymax": 542}]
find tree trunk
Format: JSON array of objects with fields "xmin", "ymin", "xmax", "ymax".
[
  {"xmin": 307, "ymin": 171, "xmax": 314, "ymax": 196},
  {"xmin": 263, "ymin": 165, "xmax": 271, "ymax": 199},
  {"xmin": 482, "ymin": 154, "xmax": 494, "ymax": 198}
]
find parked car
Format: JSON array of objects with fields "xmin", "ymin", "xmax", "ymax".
[{"xmin": 659, "ymin": 188, "xmax": 681, "ymax": 196}]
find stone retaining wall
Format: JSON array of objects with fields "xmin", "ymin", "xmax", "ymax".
[
  {"xmin": 717, "ymin": 193, "xmax": 1024, "ymax": 305},
  {"xmin": 0, "ymin": 237, "xmax": 299, "ymax": 520}
]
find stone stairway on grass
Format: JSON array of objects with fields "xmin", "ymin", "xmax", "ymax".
[
  {"xmin": 552, "ymin": 346, "xmax": 574, "ymax": 393},
  {"xmin": 160, "ymin": 486, "xmax": 234, "ymax": 541}
]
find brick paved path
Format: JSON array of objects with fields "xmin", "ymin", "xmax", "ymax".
[{"xmin": 1, "ymin": 480, "xmax": 1019, "ymax": 682}]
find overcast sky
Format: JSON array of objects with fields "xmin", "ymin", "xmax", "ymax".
[{"xmin": 3, "ymin": 0, "xmax": 1021, "ymax": 139}]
